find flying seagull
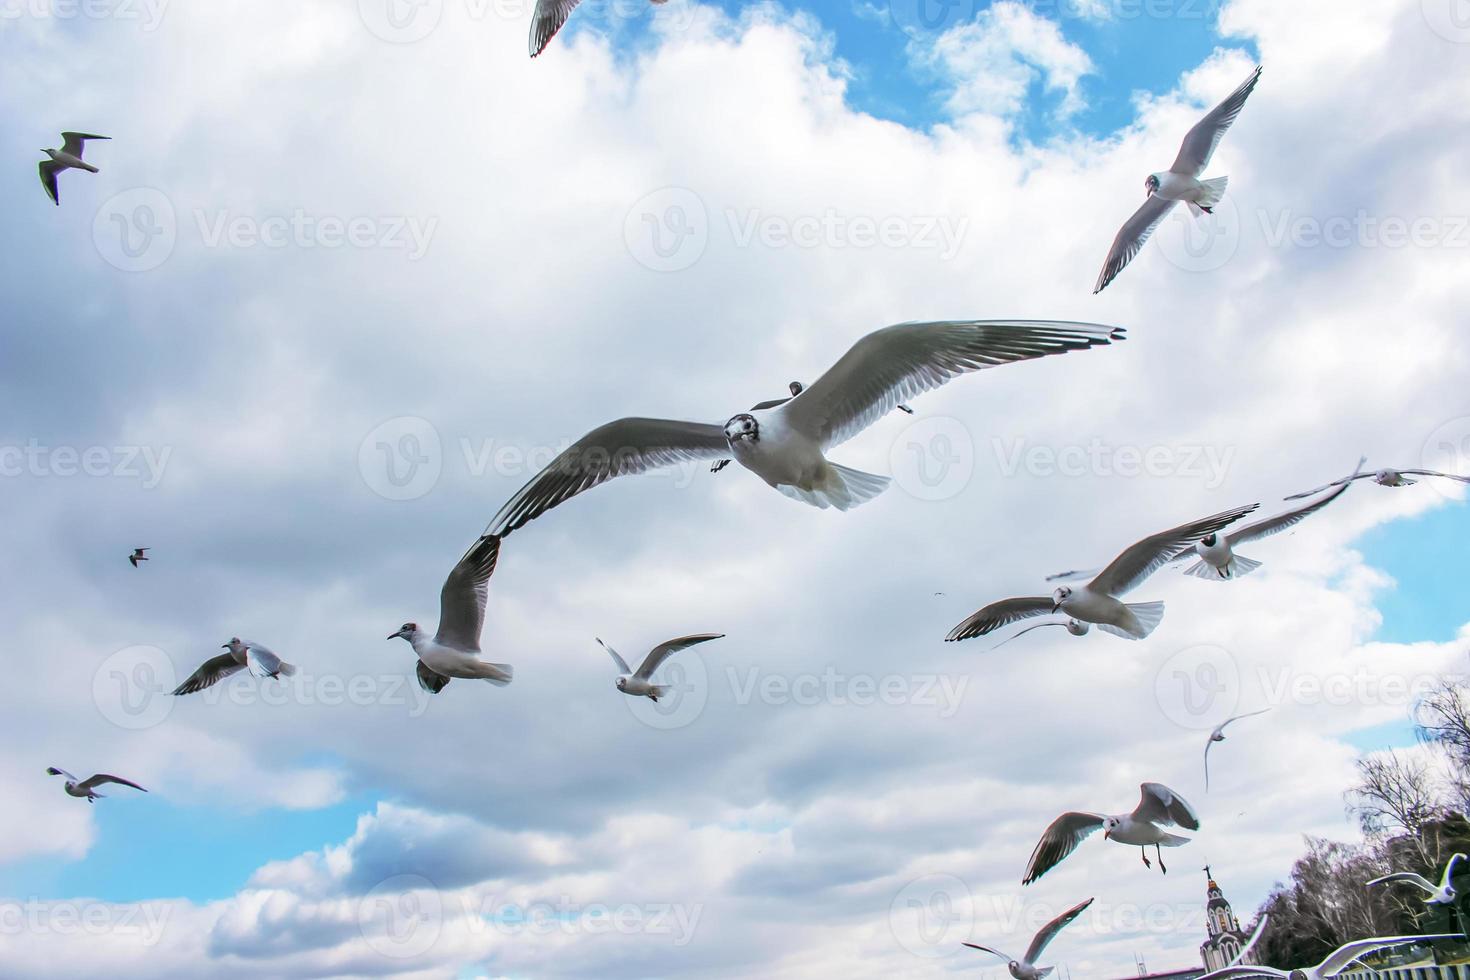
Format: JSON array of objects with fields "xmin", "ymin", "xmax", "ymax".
[
  {"xmin": 530, "ymin": 0, "xmax": 667, "ymax": 57},
  {"xmin": 1174, "ymin": 458, "xmax": 1363, "ymax": 580},
  {"xmin": 1204, "ymin": 707, "xmax": 1271, "ymax": 791},
  {"xmin": 711, "ymin": 381, "xmax": 912, "ymax": 474},
  {"xmin": 962, "ymin": 896, "xmax": 1093, "ymax": 979},
  {"xmin": 598, "ymin": 633, "xmax": 724, "ymax": 701},
  {"xmin": 1195, "ymin": 932, "xmax": 1460, "ymax": 980},
  {"xmin": 46, "ymin": 767, "xmax": 147, "ymax": 803},
  {"xmin": 38, "ymin": 132, "xmax": 110, "ymax": 206},
  {"xmin": 172, "ymin": 638, "xmax": 297, "ymax": 696},
  {"xmin": 1023, "ymin": 782, "xmax": 1200, "ymax": 885},
  {"xmin": 1367, "ymin": 853, "xmax": 1466, "ymax": 906},
  {"xmin": 993, "ymin": 619, "xmax": 1091, "ymax": 649},
  {"xmin": 1094, "ymin": 65, "xmax": 1262, "ymax": 293},
  {"xmin": 389, "ymin": 535, "xmax": 514, "ymax": 694},
  {"xmin": 947, "ymin": 503, "xmax": 1258, "ymax": 643},
  {"xmin": 1285, "ymin": 465, "xmax": 1470, "ymax": 500},
  {"xmin": 129, "ymin": 548, "xmax": 150, "ymax": 568},
  {"xmin": 484, "ymin": 320, "xmax": 1124, "ymax": 535}
]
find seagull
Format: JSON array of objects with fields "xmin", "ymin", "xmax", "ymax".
[
  {"xmin": 597, "ymin": 633, "xmax": 724, "ymax": 701},
  {"xmin": 530, "ymin": 0, "xmax": 667, "ymax": 57},
  {"xmin": 485, "ymin": 320, "xmax": 1124, "ymax": 535},
  {"xmin": 129, "ymin": 547, "xmax": 150, "ymax": 568},
  {"xmin": 711, "ymin": 381, "xmax": 912, "ymax": 474},
  {"xmin": 389, "ymin": 535, "xmax": 513, "ymax": 694},
  {"xmin": 1367, "ymin": 854, "xmax": 1466, "ymax": 906},
  {"xmin": 172, "ymin": 638, "xmax": 297, "ymax": 696},
  {"xmin": 962, "ymin": 896, "xmax": 1093, "ymax": 979},
  {"xmin": 38, "ymin": 132, "xmax": 110, "ymax": 206},
  {"xmin": 1023, "ymin": 782, "xmax": 1200, "ymax": 884},
  {"xmin": 947, "ymin": 503, "xmax": 1258, "ymax": 643},
  {"xmin": 1285, "ymin": 465, "xmax": 1470, "ymax": 500},
  {"xmin": 1174, "ymin": 458, "xmax": 1363, "ymax": 580},
  {"xmin": 1204, "ymin": 708, "xmax": 1271, "ymax": 791},
  {"xmin": 1195, "ymin": 932, "xmax": 1460, "ymax": 979},
  {"xmin": 1094, "ymin": 65, "xmax": 1262, "ymax": 293},
  {"xmin": 994, "ymin": 619, "xmax": 1091, "ymax": 649},
  {"xmin": 46, "ymin": 767, "xmax": 147, "ymax": 803}
]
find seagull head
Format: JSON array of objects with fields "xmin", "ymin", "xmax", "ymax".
[
  {"xmin": 1201, "ymin": 532, "xmax": 1217, "ymax": 547},
  {"xmin": 1103, "ymin": 815, "xmax": 1120, "ymax": 840},
  {"xmin": 223, "ymin": 637, "xmax": 246, "ymax": 654},
  {"xmin": 788, "ymin": 381, "xmax": 804, "ymax": 397},
  {"xmin": 388, "ymin": 623, "xmax": 418, "ymax": 642},
  {"xmin": 1288, "ymin": 972, "xmax": 1308, "ymax": 980},
  {"xmin": 615, "ymin": 676, "xmax": 628, "ymax": 691},
  {"xmin": 724, "ymin": 413, "xmax": 759, "ymax": 444},
  {"xmin": 1050, "ymin": 586, "xmax": 1072, "ymax": 612},
  {"xmin": 1144, "ymin": 174, "xmax": 1160, "ymax": 197},
  {"xmin": 1065, "ymin": 619, "xmax": 1089, "ymax": 637}
]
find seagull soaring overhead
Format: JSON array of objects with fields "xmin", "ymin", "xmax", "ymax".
[
  {"xmin": 1367, "ymin": 853, "xmax": 1466, "ymax": 906},
  {"xmin": 962, "ymin": 896, "xmax": 1093, "ymax": 979},
  {"xmin": 46, "ymin": 767, "xmax": 147, "ymax": 803},
  {"xmin": 1023, "ymin": 783, "xmax": 1200, "ymax": 885},
  {"xmin": 993, "ymin": 618, "xmax": 1091, "ymax": 649},
  {"xmin": 947, "ymin": 503, "xmax": 1258, "ymax": 643},
  {"xmin": 484, "ymin": 320, "xmax": 1124, "ymax": 536},
  {"xmin": 389, "ymin": 535, "xmax": 514, "ymax": 694},
  {"xmin": 129, "ymin": 547, "xmax": 150, "ymax": 568},
  {"xmin": 1094, "ymin": 65, "xmax": 1262, "ymax": 293},
  {"xmin": 38, "ymin": 132, "xmax": 109, "ymax": 206},
  {"xmin": 172, "ymin": 638, "xmax": 296, "ymax": 696},
  {"xmin": 1204, "ymin": 707, "xmax": 1270, "ymax": 791},
  {"xmin": 529, "ymin": 0, "xmax": 667, "ymax": 57},
  {"xmin": 598, "ymin": 633, "xmax": 723, "ymax": 701},
  {"xmin": 1196, "ymin": 933, "xmax": 1459, "ymax": 980},
  {"xmin": 1285, "ymin": 465, "xmax": 1470, "ymax": 500},
  {"xmin": 1175, "ymin": 458, "xmax": 1363, "ymax": 580}
]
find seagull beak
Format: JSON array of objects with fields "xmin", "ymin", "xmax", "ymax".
[
  {"xmin": 221, "ymin": 643, "xmax": 229, "ymax": 649},
  {"xmin": 1103, "ymin": 829, "xmax": 1110, "ymax": 840}
]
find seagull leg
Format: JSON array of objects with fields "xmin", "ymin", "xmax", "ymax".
[
  {"xmin": 1156, "ymin": 844, "xmax": 1167, "ymax": 873},
  {"xmin": 1199, "ymin": 206, "xmax": 1214, "ymax": 214},
  {"xmin": 711, "ymin": 459, "xmax": 731, "ymax": 474},
  {"xmin": 1140, "ymin": 848, "xmax": 1151, "ymax": 869}
]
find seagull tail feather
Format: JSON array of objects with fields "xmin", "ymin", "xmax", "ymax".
[
  {"xmin": 1188, "ymin": 176, "xmax": 1229, "ymax": 215},
  {"xmin": 818, "ymin": 461, "xmax": 891, "ymax": 511},
  {"xmin": 1097, "ymin": 601, "xmax": 1165, "ymax": 640},
  {"xmin": 473, "ymin": 662, "xmax": 514, "ymax": 687}
]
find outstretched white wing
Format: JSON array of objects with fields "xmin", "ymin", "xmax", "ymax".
[
  {"xmin": 1089, "ymin": 504, "xmax": 1258, "ymax": 597},
  {"xmin": 636, "ymin": 633, "xmax": 724, "ymax": 680},
  {"xmin": 1023, "ymin": 812, "xmax": 1106, "ymax": 885},
  {"xmin": 1132, "ymin": 782, "xmax": 1200, "ymax": 830},
  {"xmin": 1094, "ymin": 195, "xmax": 1176, "ymax": 294},
  {"xmin": 946, "ymin": 597, "xmax": 1055, "ymax": 642},
  {"xmin": 436, "ymin": 535, "xmax": 502, "ymax": 651},
  {"xmin": 1170, "ymin": 65, "xmax": 1262, "ymax": 176},
  {"xmin": 597, "ymin": 638, "xmax": 633, "ymax": 675}
]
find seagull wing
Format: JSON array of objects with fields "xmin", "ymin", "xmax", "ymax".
[
  {"xmin": 1093, "ymin": 195, "xmax": 1176, "ymax": 294},
  {"xmin": 484, "ymin": 418, "xmax": 729, "ymax": 537},
  {"xmin": 1443, "ymin": 853, "xmax": 1467, "ymax": 888},
  {"xmin": 415, "ymin": 660, "xmax": 451, "ymax": 694},
  {"xmin": 596, "ymin": 638, "xmax": 633, "ymax": 675},
  {"xmin": 79, "ymin": 774, "xmax": 147, "ymax": 793},
  {"xmin": 961, "ymin": 943, "xmax": 1011, "ymax": 961},
  {"xmin": 1088, "ymin": 503, "xmax": 1259, "ymax": 598},
  {"xmin": 1170, "ymin": 65, "xmax": 1262, "ymax": 176},
  {"xmin": 636, "ymin": 633, "xmax": 724, "ymax": 680},
  {"xmin": 1024, "ymin": 896, "xmax": 1093, "ymax": 964},
  {"xmin": 781, "ymin": 320, "xmax": 1124, "ymax": 451},
  {"xmin": 1228, "ymin": 915, "xmax": 1268, "ymax": 967},
  {"xmin": 435, "ymin": 534, "xmax": 501, "ymax": 651},
  {"xmin": 47, "ymin": 767, "xmax": 77, "ymax": 781},
  {"xmin": 1022, "ymin": 812, "xmax": 1105, "ymax": 885},
  {"xmin": 1197, "ymin": 967, "xmax": 1287, "ymax": 980},
  {"xmin": 1398, "ymin": 469, "xmax": 1470, "ymax": 484},
  {"xmin": 1365, "ymin": 871, "xmax": 1436, "ymax": 892},
  {"xmin": 1317, "ymin": 935, "xmax": 1460, "ymax": 975},
  {"xmin": 1132, "ymin": 782, "xmax": 1200, "ymax": 830},
  {"xmin": 243, "ymin": 642, "xmax": 287, "ymax": 678},
  {"xmin": 993, "ymin": 620, "xmax": 1068, "ymax": 649},
  {"xmin": 946, "ymin": 597, "xmax": 1055, "ymax": 642},
  {"xmin": 1045, "ymin": 567, "xmax": 1100, "ymax": 583},
  {"xmin": 38, "ymin": 161, "xmax": 60, "ymax": 205},
  {"xmin": 1219, "ymin": 707, "xmax": 1271, "ymax": 731},
  {"xmin": 1283, "ymin": 471, "xmax": 1373, "ymax": 501},
  {"xmin": 1230, "ymin": 459, "xmax": 1363, "ymax": 545},
  {"xmin": 529, "ymin": 0, "xmax": 582, "ymax": 56},
  {"xmin": 60, "ymin": 132, "xmax": 109, "ymax": 157},
  {"xmin": 172, "ymin": 653, "xmax": 246, "ymax": 695},
  {"xmin": 1204, "ymin": 736, "xmax": 1215, "ymax": 792}
]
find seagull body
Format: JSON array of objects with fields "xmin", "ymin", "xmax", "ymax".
[
  {"xmin": 1204, "ymin": 707, "xmax": 1270, "ymax": 790},
  {"xmin": 172, "ymin": 638, "xmax": 297, "ymax": 696},
  {"xmin": 46, "ymin": 767, "xmax": 146, "ymax": 803},
  {"xmin": 390, "ymin": 535, "xmax": 513, "ymax": 694},
  {"xmin": 129, "ymin": 547, "xmax": 150, "ymax": 567},
  {"xmin": 1367, "ymin": 853, "xmax": 1465, "ymax": 906},
  {"xmin": 485, "ymin": 320, "xmax": 1124, "ymax": 536},
  {"xmin": 1023, "ymin": 783, "xmax": 1200, "ymax": 884},
  {"xmin": 1285, "ymin": 466, "xmax": 1470, "ymax": 500},
  {"xmin": 38, "ymin": 132, "xmax": 109, "ymax": 205},
  {"xmin": 1094, "ymin": 66, "xmax": 1262, "ymax": 293},
  {"xmin": 1196, "ymin": 933, "xmax": 1459, "ymax": 980},
  {"xmin": 1178, "ymin": 459, "xmax": 1363, "ymax": 580},
  {"xmin": 530, "ymin": 0, "xmax": 667, "ymax": 57},
  {"xmin": 598, "ymin": 633, "xmax": 724, "ymax": 701},
  {"xmin": 963, "ymin": 897, "xmax": 1093, "ymax": 979},
  {"xmin": 947, "ymin": 504, "xmax": 1258, "ymax": 643}
]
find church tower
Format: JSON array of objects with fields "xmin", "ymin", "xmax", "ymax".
[{"xmin": 1200, "ymin": 866, "xmax": 1259, "ymax": 971}]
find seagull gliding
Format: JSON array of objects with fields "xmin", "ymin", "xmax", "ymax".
[{"xmin": 389, "ymin": 535, "xmax": 514, "ymax": 694}]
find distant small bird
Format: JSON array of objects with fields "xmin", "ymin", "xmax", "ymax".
[
  {"xmin": 1094, "ymin": 65, "xmax": 1262, "ymax": 293},
  {"xmin": 38, "ymin": 132, "xmax": 110, "ymax": 206},
  {"xmin": 1196, "ymin": 931, "xmax": 1460, "ymax": 980},
  {"xmin": 1204, "ymin": 708, "xmax": 1270, "ymax": 791},
  {"xmin": 598, "ymin": 633, "xmax": 724, "ymax": 701},
  {"xmin": 1367, "ymin": 853, "xmax": 1466, "ymax": 907},
  {"xmin": 172, "ymin": 638, "xmax": 297, "ymax": 696},
  {"xmin": 129, "ymin": 548, "xmax": 150, "ymax": 568},
  {"xmin": 962, "ymin": 896, "xmax": 1093, "ymax": 979},
  {"xmin": 46, "ymin": 767, "xmax": 146, "ymax": 803},
  {"xmin": 529, "ymin": 0, "xmax": 667, "ymax": 57},
  {"xmin": 389, "ymin": 535, "xmax": 513, "ymax": 694},
  {"xmin": 1023, "ymin": 782, "xmax": 1200, "ymax": 884},
  {"xmin": 1285, "ymin": 465, "xmax": 1470, "ymax": 500}
]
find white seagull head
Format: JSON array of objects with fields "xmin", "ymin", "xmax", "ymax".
[
  {"xmin": 1102, "ymin": 815, "xmax": 1120, "ymax": 839},
  {"xmin": 1051, "ymin": 586, "xmax": 1072, "ymax": 610},
  {"xmin": 387, "ymin": 622, "xmax": 420, "ymax": 643},
  {"xmin": 724, "ymin": 413, "xmax": 759, "ymax": 443},
  {"xmin": 1144, "ymin": 173, "xmax": 1161, "ymax": 197},
  {"xmin": 222, "ymin": 637, "xmax": 246, "ymax": 655}
]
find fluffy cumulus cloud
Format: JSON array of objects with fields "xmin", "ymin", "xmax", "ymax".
[{"xmin": 1, "ymin": 0, "xmax": 1469, "ymax": 976}]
